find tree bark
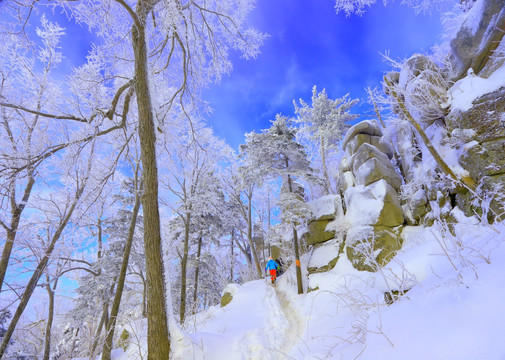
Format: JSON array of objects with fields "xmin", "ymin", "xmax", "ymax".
[
  {"xmin": 101, "ymin": 177, "xmax": 142, "ymax": 360},
  {"xmin": 320, "ymin": 135, "xmax": 331, "ymax": 195},
  {"xmin": 179, "ymin": 212, "xmax": 191, "ymax": 325},
  {"xmin": 131, "ymin": 9, "xmax": 170, "ymax": 358},
  {"xmin": 286, "ymin": 173, "xmax": 304, "ymax": 294},
  {"xmin": 192, "ymin": 235, "xmax": 203, "ymax": 311},
  {"xmin": 0, "ymin": 175, "xmax": 35, "ymax": 294},
  {"xmin": 246, "ymin": 189, "xmax": 263, "ymax": 278},
  {"xmin": 90, "ymin": 302, "xmax": 110, "ymax": 360},
  {"xmin": 43, "ymin": 276, "xmax": 58, "ymax": 360},
  {"xmin": 230, "ymin": 229, "xmax": 234, "ymax": 282}
]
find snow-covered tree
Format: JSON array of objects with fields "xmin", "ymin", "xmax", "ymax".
[
  {"xmin": 1, "ymin": 0, "xmax": 264, "ymax": 354},
  {"xmin": 239, "ymin": 115, "xmax": 315, "ymax": 294},
  {"xmin": 334, "ymin": 0, "xmax": 461, "ymax": 17},
  {"xmin": 161, "ymin": 123, "xmax": 232, "ymax": 324},
  {"xmin": 294, "ymin": 86, "xmax": 359, "ymax": 194}
]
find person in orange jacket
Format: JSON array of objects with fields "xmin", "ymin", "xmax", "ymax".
[{"xmin": 265, "ymin": 257, "xmax": 279, "ymax": 284}]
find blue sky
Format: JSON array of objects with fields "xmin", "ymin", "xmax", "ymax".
[
  {"xmin": 3, "ymin": 1, "xmax": 443, "ymax": 150},
  {"xmin": 203, "ymin": 0, "xmax": 444, "ymax": 149}
]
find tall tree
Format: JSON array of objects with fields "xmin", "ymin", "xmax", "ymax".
[
  {"xmin": 240, "ymin": 115, "xmax": 315, "ymax": 294},
  {"xmin": 1, "ymin": 2, "xmax": 263, "ymax": 356},
  {"xmin": 222, "ymin": 167, "xmax": 263, "ymax": 279},
  {"xmin": 102, "ymin": 164, "xmax": 143, "ymax": 360}
]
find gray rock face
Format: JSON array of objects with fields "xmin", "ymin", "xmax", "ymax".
[
  {"xmin": 446, "ymin": 87, "xmax": 505, "ymax": 144},
  {"xmin": 449, "ymin": 0, "xmax": 505, "ymax": 80},
  {"xmin": 463, "ymin": 140, "xmax": 505, "ymax": 179}
]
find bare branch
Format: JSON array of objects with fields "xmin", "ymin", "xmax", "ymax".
[{"xmin": 0, "ymin": 102, "xmax": 88, "ymax": 122}]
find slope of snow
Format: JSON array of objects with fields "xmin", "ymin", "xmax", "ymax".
[{"xmin": 158, "ymin": 213, "xmax": 505, "ymax": 360}]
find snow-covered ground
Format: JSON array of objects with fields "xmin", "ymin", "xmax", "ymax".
[{"xmin": 112, "ymin": 210, "xmax": 505, "ymax": 360}]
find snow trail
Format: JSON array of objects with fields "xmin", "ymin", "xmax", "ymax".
[{"xmin": 274, "ymin": 285, "xmax": 305, "ymax": 359}]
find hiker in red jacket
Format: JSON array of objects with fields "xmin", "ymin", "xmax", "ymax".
[{"xmin": 265, "ymin": 257, "xmax": 279, "ymax": 284}]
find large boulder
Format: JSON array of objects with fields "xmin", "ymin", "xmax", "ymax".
[
  {"xmin": 307, "ymin": 238, "xmax": 345, "ymax": 275},
  {"xmin": 398, "ymin": 54, "xmax": 440, "ymax": 90},
  {"xmin": 305, "ymin": 219, "xmax": 336, "ymax": 246},
  {"xmin": 449, "ymin": 0, "xmax": 505, "ymax": 80},
  {"xmin": 345, "ymin": 180, "xmax": 404, "ymax": 228},
  {"xmin": 350, "ymin": 143, "xmax": 392, "ymax": 175},
  {"xmin": 376, "ymin": 184, "xmax": 405, "ymax": 227},
  {"xmin": 345, "ymin": 134, "xmax": 394, "ymax": 159},
  {"xmin": 354, "ymin": 157, "xmax": 403, "ymax": 191},
  {"xmin": 342, "ymin": 120, "xmax": 383, "ymax": 150},
  {"xmin": 346, "ymin": 225, "xmax": 403, "ymax": 272}
]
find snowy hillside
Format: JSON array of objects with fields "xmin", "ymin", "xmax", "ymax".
[{"xmin": 109, "ymin": 212, "xmax": 505, "ymax": 360}]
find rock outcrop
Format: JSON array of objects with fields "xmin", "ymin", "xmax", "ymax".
[
  {"xmin": 340, "ymin": 121, "xmax": 404, "ymax": 271},
  {"xmin": 449, "ymin": 0, "xmax": 505, "ymax": 80},
  {"xmin": 341, "ymin": 121, "xmax": 405, "ymax": 271},
  {"xmin": 304, "ymin": 0, "xmax": 505, "ymax": 280},
  {"xmin": 446, "ymin": 86, "xmax": 505, "ymax": 219},
  {"xmin": 304, "ymin": 195, "xmax": 346, "ymax": 281}
]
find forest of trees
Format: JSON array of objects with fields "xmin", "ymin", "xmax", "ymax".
[
  {"xmin": 0, "ymin": 0, "xmax": 477, "ymax": 358},
  {"xmin": 0, "ymin": 0, "xmax": 361, "ymax": 356}
]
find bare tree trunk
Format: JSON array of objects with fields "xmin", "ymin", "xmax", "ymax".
[
  {"xmin": 140, "ymin": 271, "xmax": 147, "ymax": 318},
  {"xmin": 0, "ymin": 175, "xmax": 35, "ymax": 294},
  {"xmin": 367, "ymin": 87, "xmax": 386, "ymax": 128},
  {"xmin": 179, "ymin": 213, "xmax": 191, "ymax": 325},
  {"xmin": 131, "ymin": 8, "xmax": 170, "ymax": 358},
  {"xmin": 90, "ymin": 303, "xmax": 110, "ymax": 360},
  {"xmin": 230, "ymin": 229, "xmax": 234, "ymax": 282},
  {"xmin": 320, "ymin": 136, "xmax": 331, "ymax": 195},
  {"xmin": 246, "ymin": 189, "xmax": 262, "ymax": 278},
  {"xmin": 101, "ymin": 176, "xmax": 142, "ymax": 360},
  {"xmin": 286, "ymin": 165, "xmax": 303, "ymax": 294},
  {"xmin": 192, "ymin": 235, "xmax": 203, "ymax": 311},
  {"xmin": 43, "ymin": 276, "xmax": 58, "ymax": 360}
]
